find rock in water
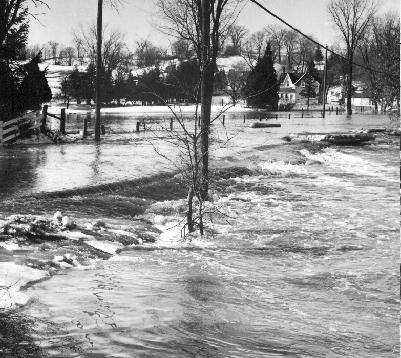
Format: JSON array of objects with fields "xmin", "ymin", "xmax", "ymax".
[
  {"xmin": 324, "ymin": 133, "xmax": 374, "ymax": 145},
  {"xmin": 53, "ymin": 211, "xmax": 63, "ymax": 222},
  {"xmin": 250, "ymin": 122, "xmax": 281, "ymax": 128},
  {"xmin": 92, "ymin": 220, "xmax": 107, "ymax": 229},
  {"xmin": 61, "ymin": 216, "xmax": 75, "ymax": 229}
]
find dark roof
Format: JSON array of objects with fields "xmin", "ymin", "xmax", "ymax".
[{"xmin": 288, "ymin": 73, "xmax": 301, "ymax": 83}]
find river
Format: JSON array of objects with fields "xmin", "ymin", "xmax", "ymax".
[{"xmin": 0, "ymin": 112, "xmax": 398, "ymax": 357}]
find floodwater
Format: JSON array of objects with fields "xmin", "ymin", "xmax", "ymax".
[{"xmin": 0, "ymin": 112, "xmax": 399, "ymax": 357}]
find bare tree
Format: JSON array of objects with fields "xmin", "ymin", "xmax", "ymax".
[
  {"xmin": 24, "ymin": 44, "xmax": 41, "ymax": 59},
  {"xmin": 265, "ymin": 24, "xmax": 286, "ymax": 64},
  {"xmin": 359, "ymin": 12, "xmax": 400, "ymax": 111},
  {"xmin": 295, "ymin": 36, "xmax": 315, "ymax": 73},
  {"xmin": 72, "ymin": 32, "xmax": 84, "ymax": 62},
  {"xmin": 227, "ymin": 24, "xmax": 248, "ymax": 55},
  {"xmin": 242, "ymin": 30, "xmax": 267, "ymax": 68},
  {"xmin": 171, "ymin": 38, "xmax": 194, "ymax": 60},
  {"xmin": 61, "ymin": 46, "xmax": 75, "ymax": 66},
  {"xmin": 77, "ymin": 25, "xmax": 131, "ymax": 76},
  {"xmin": 283, "ymin": 29, "xmax": 299, "ymax": 70},
  {"xmin": 135, "ymin": 39, "xmax": 165, "ymax": 67},
  {"xmin": 156, "ymin": 0, "xmax": 243, "ymax": 200},
  {"xmin": 328, "ymin": 0, "xmax": 377, "ymax": 115},
  {"xmin": 224, "ymin": 62, "xmax": 247, "ymax": 106},
  {"xmin": 145, "ymin": 92, "xmax": 233, "ymax": 236},
  {"xmin": 48, "ymin": 41, "xmax": 59, "ymax": 64}
]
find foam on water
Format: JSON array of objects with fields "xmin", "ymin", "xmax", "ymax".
[
  {"xmin": 258, "ymin": 161, "xmax": 307, "ymax": 176},
  {"xmin": 300, "ymin": 148, "xmax": 397, "ymax": 182}
]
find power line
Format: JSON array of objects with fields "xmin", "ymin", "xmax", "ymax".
[{"xmin": 248, "ymin": 0, "xmax": 387, "ymax": 75}]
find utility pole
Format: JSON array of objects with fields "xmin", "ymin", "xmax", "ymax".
[
  {"xmin": 322, "ymin": 45, "xmax": 328, "ymax": 119},
  {"xmin": 95, "ymin": 0, "xmax": 103, "ymax": 141}
]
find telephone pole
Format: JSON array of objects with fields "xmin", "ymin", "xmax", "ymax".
[
  {"xmin": 95, "ymin": 0, "xmax": 103, "ymax": 141},
  {"xmin": 322, "ymin": 45, "xmax": 328, "ymax": 119}
]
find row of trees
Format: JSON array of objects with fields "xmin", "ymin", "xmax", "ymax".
[
  {"xmin": 225, "ymin": 23, "xmax": 322, "ymax": 74},
  {"xmin": 358, "ymin": 12, "xmax": 400, "ymax": 111}
]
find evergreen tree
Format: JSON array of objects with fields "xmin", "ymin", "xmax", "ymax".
[
  {"xmin": 243, "ymin": 43, "xmax": 279, "ymax": 109},
  {"xmin": 0, "ymin": 1, "xmax": 30, "ymax": 118},
  {"xmin": 61, "ymin": 67, "xmax": 94, "ymax": 105},
  {"xmin": 83, "ymin": 63, "xmax": 96, "ymax": 104},
  {"xmin": 113, "ymin": 68, "xmax": 128, "ymax": 106},
  {"xmin": 165, "ymin": 60, "xmax": 200, "ymax": 102},
  {"xmin": 17, "ymin": 54, "xmax": 52, "ymax": 112},
  {"xmin": 314, "ymin": 46, "xmax": 324, "ymax": 62},
  {"xmin": 136, "ymin": 68, "xmax": 164, "ymax": 105},
  {"xmin": 125, "ymin": 72, "xmax": 138, "ymax": 104}
]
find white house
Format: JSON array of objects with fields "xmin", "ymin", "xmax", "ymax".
[{"xmin": 278, "ymin": 72, "xmax": 320, "ymax": 106}]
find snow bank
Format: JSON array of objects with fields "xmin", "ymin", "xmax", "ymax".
[{"xmin": 0, "ymin": 262, "xmax": 49, "ymax": 309}]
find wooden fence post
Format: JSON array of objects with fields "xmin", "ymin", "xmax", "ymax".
[
  {"xmin": 136, "ymin": 121, "xmax": 140, "ymax": 132},
  {"xmin": 170, "ymin": 118, "xmax": 173, "ymax": 131},
  {"xmin": 60, "ymin": 108, "xmax": 66, "ymax": 134},
  {"xmin": 142, "ymin": 120, "xmax": 146, "ymax": 131},
  {"xmin": 222, "ymin": 115, "xmax": 225, "ymax": 126},
  {"xmin": 243, "ymin": 115, "xmax": 245, "ymax": 123},
  {"xmin": 301, "ymin": 108, "xmax": 304, "ymax": 118},
  {"xmin": 41, "ymin": 105, "xmax": 48, "ymax": 133},
  {"xmin": 336, "ymin": 107, "xmax": 338, "ymax": 115},
  {"xmin": 83, "ymin": 112, "xmax": 89, "ymax": 138}
]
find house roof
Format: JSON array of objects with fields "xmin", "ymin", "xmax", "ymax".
[
  {"xmin": 288, "ymin": 73, "xmax": 301, "ymax": 83},
  {"xmin": 294, "ymin": 72, "xmax": 321, "ymax": 85}
]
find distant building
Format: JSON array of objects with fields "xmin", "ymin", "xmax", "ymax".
[
  {"xmin": 327, "ymin": 82, "xmax": 373, "ymax": 108},
  {"xmin": 327, "ymin": 85, "xmax": 343, "ymax": 104},
  {"xmin": 278, "ymin": 72, "xmax": 320, "ymax": 106}
]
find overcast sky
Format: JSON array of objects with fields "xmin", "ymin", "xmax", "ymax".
[{"xmin": 28, "ymin": 0, "xmax": 399, "ymax": 48}]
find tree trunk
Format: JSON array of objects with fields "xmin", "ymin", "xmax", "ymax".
[
  {"xmin": 187, "ymin": 187, "xmax": 195, "ymax": 233},
  {"xmin": 346, "ymin": 54, "xmax": 353, "ymax": 115},
  {"xmin": 95, "ymin": 0, "xmax": 103, "ymax": 141},
  {"xmin": 200, "ymin": 0, "xmax": 212, "ymax": 201}
]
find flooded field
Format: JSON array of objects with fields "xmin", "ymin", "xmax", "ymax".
[{"xmin": 0, "ymin": 112, "xmax": 398, "ymax": 357}]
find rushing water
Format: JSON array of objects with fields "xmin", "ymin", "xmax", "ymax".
[{"xmin": 0, "ymin": 112, "xmax": 399, "ymax": 357}]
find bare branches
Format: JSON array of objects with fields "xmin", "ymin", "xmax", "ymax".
[{"xmin": 328, "ymin": 0, "xmax": 377, "ymax": 114}]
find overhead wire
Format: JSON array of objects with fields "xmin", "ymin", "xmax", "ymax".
[{"xmin": 248, "ymin": 0, "xmax": 388, "ymax": 75}]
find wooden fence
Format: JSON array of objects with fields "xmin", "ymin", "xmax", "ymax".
[
  {"xmin": 0, "ymin": 105, "xmax": 69, "ymax": 146},
  {"xmin": 0, "ymin": 111, "xmax": 42, "ymax": 145}
]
